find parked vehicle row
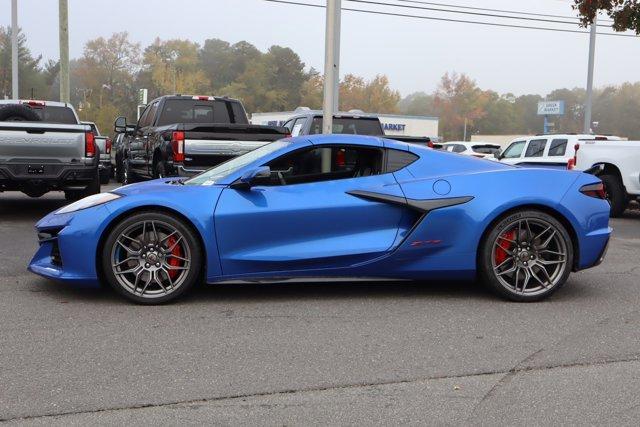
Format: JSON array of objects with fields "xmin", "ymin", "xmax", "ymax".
[
  {"xmin": 82, "ymin": 121, "xmax": 112, "ymax": 185},
  {"xmin": 0, "ymin": 100, "xmax": 101, "ymax": 200},
  {"xmin": 114, "ymin": 95, "xmax": 290, "ymax": 183}
]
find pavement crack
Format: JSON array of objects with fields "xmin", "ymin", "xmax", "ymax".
[{"xmin": 3, "ymin": 355, "xmax": 640, "ymax": 423}]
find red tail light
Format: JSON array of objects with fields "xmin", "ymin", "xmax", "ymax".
[
  {"xmin": 105, "ymin": 138, "xmax": 112, "ymax": 154},
  {"xmin": 171, "ymin": 131, "xmax": 185, "ymax": 162},
  {"xmin": 580, "ymin": 182, "xmax": 606, "ymax": 199},
  {"xmin": 427, "ymin": 141, "xmax": 434, "ymax": 148},
  {"xmin": 85, "ymin": 131, "xmax": 96, "ymax": 157},
  {"xmin": 568, "ymin": 143, "xmax": 580, "ymax": 170}
]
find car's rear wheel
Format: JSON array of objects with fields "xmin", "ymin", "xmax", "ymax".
[
  {"xmin": 101, "ymin": 212, "xmax": 202, "ymax": 304},
  {"xmin": 479, "ymin": 210, "xmax": 573, "ymax": 302}
]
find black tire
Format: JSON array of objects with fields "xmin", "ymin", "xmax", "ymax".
[
  {"xmin": 600, "ymin": 174, "xmax": 627, "ymax": 218},
  {"xmin": 479, "ymin": 209, "xmax": 574, "ymax": 302},
  {"xmin": 115, "ymin": 155, "xmax": 124, "ymax": 183},
  {"xmin": 101, "ymin": 211, "xmax": 203, "ymax": 304},
  {"xmin": 0, "ymin": 104, "xmax": 41, "ymax": 121},
  {"xmin": 100, "ymin": 170, "xmax": 110, "ymax": 185},
  {"xmin": 123, "ymin": 158, "xmax": 139, "ymax": 185},
  {"xmin": 64, "ymin": 169, "xmax": 100, "ymax": 201},
  {"xmin": 154, "ymin": 159, "xmax": 167, "ymax": 179}
]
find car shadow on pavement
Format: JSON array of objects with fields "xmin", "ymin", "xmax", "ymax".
[{"xmin": 0, "ymin": 194, "xmax": 69, "ymax": 221}]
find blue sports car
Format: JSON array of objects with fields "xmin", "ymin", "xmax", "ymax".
[{"xmin": 29, "ymin": 135, "xmax": 611, "ymax": 304}]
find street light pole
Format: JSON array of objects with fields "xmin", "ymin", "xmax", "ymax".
[
  {"xmin": 11, "ymin": 0, "xmax": 18, "ymax": 99},
  {"xmin": 584, "ymin": 16, "xmax": 597, "ymax": 134},
  {"xmin": 59, "ymin": 0, "xmax": 70, "ymax": 103},
  {"xmin": 322, "ymin": 0, "xmax": 341, "ymax": 135}
]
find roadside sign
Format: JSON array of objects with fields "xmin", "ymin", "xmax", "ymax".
[
  {"xmin": 138, "ymin": 88, "xmax": 148, "ymax": 106},
  {"xmin": 537, "ymin": 101, "xmax": 565, "ymax": 116}
]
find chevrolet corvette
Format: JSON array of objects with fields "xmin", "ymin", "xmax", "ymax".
[{"xmin": 29, "ymin": 135, "xmax": 611, "ymax": 304}]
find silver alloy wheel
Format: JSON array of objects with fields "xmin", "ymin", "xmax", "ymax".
[
  {"xmin": 491, "ymin": 218, "xmax": 568, "ymax": 296},
  {"xmin": 110, "ymin": 219, "xmax": 191, "ymax": 299}
]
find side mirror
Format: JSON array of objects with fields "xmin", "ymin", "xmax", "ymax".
[
  {"xmin": 114, "ymin": 116, "xmax": 127, "ymax": 133},
  {"xmin": 232, "ymin": 166, "xmax": 271, "ymax": 190}
]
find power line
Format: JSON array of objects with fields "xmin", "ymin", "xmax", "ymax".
[
  {"xmin": 258, "ymin": 0, "xmax": 638, "ymax": 38},
  {"xmin": 390, "ymin": 0, "xmax": 614, "ymax": 24},
  {"xmin": 361, "ymin": 0, "xmax": 616, "ymax": 28}
]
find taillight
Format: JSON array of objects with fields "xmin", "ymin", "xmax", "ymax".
[
  {"xmin": 427, "ymin": 141, "xmax": 434, "ymax": 148},
  {"xmin": 171, "ymin": 131, "xmax": 185, "ymax": 162},
  {"xmin": 85, "ymin": 131, "xmax": 96, "ymax": 157},
  {"xmin": 580, "ymin": 182, "xmax": 606, "ymax": 199},
  {"xmin": 568, "ymin": 143, "xmax": 579, "ymax": 170},
  {"xmin": 192, "ymin": 95, "xmax": 213, "ymax": 101},
  {"xmin": 105, "ymin": 138, "xmax": 112, "ymax": 154}
]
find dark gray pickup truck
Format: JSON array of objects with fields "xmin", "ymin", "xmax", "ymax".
[
  {"xmin": 0, "ymin": 100, "xmax": 100, "ymax": 200},
  {"xmin": 115, "ymin": 95, "xmax": 290, "ymax": 182}
]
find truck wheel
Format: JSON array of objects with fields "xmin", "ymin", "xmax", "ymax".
[
  {"xmin": 601, "ymin": 174, "xmax": 627, "ymax": 218},
  {"xmin": 0, "ymin": 104, "xmax": 41, "ymax": 121},
  {"xmin": 154, "ymin": 160, "xmax": 167, "ymax": 179},
  {"xmin": 100, "ymin": 169, "xmax": 111, "ymax": 185},
  {"xmin": 123, "ymin": 159, "xmax": 139, "ymax": 185}
]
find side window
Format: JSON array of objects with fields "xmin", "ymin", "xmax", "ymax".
[
  {"xmin": 267, "ymin": 145, "xmax": 383, "ymax": 185},
  {"xmin": 230, "ymin": 102, "xmax": 249, "ymax": 124},
  {"xmin": 291, "ymin": 118, "xmax": 306, "ymax": 136},
  {"xmin": 502, "ymin": 141, "xmax": 526, "ymax": 158},
  {"xmin": 282, "ymin": 119, "xmax": 294, "ymax": 131},
  {"xmin": 139, "ymin": 101, "xmax": 159, "ymax": 128},
  {"xmin": 548, "ymin": 139, "xmax": 568, "ymax": 156},
  {"xmin": 386, "ymin": 149, "xmax": 418, "ymax": 172},
  {"xmin": 137, "ymin": 105, "xmax": 152, "ymax": 128},
  {"xmin": 524, "ymin": 139, "xmax": 547, "ymax": 158},
  {"xmin": 453, "ymin": 144, "xmax": 466, "ymax": 153}
]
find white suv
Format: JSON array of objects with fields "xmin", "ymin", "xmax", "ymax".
[
  {"xmin": 440, "ymin": 142, "xmax": 501, "ymax": 159},
  {"xmin": 498, "ymin": 134, "xmax": 621, "ymax": 168}
]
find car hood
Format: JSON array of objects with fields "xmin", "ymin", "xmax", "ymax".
[{"xmin": 113, "ymin": 178, "xmax": 225, "ymax": 197}]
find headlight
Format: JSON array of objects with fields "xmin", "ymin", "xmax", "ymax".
[{"xmin": 56, "ymin": 193, "xmax": 122, "ymax": 214}]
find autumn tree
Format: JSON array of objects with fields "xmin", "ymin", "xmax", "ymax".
[
  {"xmin": 574, "ymin": 0, "xmax": 640, "ymax": 33},
  {"xmin": 340, "ymin": 74, "xmax": 400, "ymax": 113},
  {"xmin": 433, "ymin": 72, "xmax": 488, "ymax": 140},
  {"xmin": 142, "ymin": 38, "xmax": 210, "ymax": 97}
]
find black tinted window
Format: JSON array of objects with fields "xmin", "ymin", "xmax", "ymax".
[
  {"xmin": 158, "ymin": 99, "xmax": 232, "ymax": 126},
  {"xmin": 524, "ymin": 139, "xmax": 547, "ymax": 158},
  {"xmin": 548, "ymin": 139, "xmax": 568, "ymax": 156},
  {"xmin": 267, "ymin": 146, "xmax": 383, "ymax": 185},
  {"xmin": 472, "ymin": 145, "xmax": 500, "ymax": 155},
  {"xmin": 308, "ymin": 117, "xmax": 382, "ymax": 135},
  {"xmin": 386, "ymin": 149, "xmax": 418, "ymax": 172},
  {"xmin": 230, "ymin": 102, "xmax": 248, "ymax": 124},
  {"xmin": 31, "ymin": 106, "xmax": 77, "ymax": 124}
]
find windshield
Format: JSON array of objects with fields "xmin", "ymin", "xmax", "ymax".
[
  {"xmin": 309, "ymin": 117, "xmax": 382, "ymax": 135},
  {"xmin": 184, "ymin": 139, "xmax": 291, "ymax": 186},
  {"xmin": 31, "ymin": 106, "xmax": 78, "ymax": 124}
]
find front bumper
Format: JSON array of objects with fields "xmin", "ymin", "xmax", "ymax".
[{"xmin": 28, "ymin": 207, "xmax": 107, "ymax": 287}]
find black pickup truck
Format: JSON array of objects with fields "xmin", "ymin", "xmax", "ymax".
[
  {"xmin": 114, "ymin": 95, "xmax": 289, "ymax": 182},
  {"xmin": 281, "ymin": 111, "xmax": 436, "ymax": 147}
]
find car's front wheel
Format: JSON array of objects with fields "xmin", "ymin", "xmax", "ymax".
[
  {"xmin": 479, "ymin": 210, "xmax": 573, "ymax": 302},
  {"xmin": 101, "ymin": 212, "xmax": 203, "ymax": 304}
]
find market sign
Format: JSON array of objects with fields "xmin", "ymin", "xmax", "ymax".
[{"xmin": 537, "ymin": 100, "xmax": 565, "ymax": 116}]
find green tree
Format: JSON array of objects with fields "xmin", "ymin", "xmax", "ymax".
[
  {"xmin": 574, "ymin": 0, "xmax": 640, "ymax": 33},
  {"xmin": 398, "ymin": 92, "xmax": 436, "ymax": 116},
  {"xmin": 0, "ymin": 26, "xmax": 47, "ymax": 99}
]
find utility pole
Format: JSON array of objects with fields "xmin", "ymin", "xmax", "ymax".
[
  {"xmin": 332, "ymin": 4, "xmax": 341, "ymax": 113},
  {"xmin": 11, "ymin": 0, "xmax": 18, "ymax": 99},
  {"xmin": 322, "ymin": 0, "xmax": 341, "ymax": 135},
  {"xmin": 59, "ymin": 0, "xmax": 70, "ymax": 103},
  {"xmin": 584, "ymin": 16, "xmax": 597, "ymax": 134}
]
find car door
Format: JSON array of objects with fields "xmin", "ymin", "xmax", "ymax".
[
  {"xmin": 214, "ymin": 141, "xmax": 407, "ymax": 277},
  {"xmin": 499, "ymin": 140, "xmax": 527, "ymax": 165}
]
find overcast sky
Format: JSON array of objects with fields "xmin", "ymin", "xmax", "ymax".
[{"xmin": 2, "ymin": 0, "xmax": 639, "ymax": 97}]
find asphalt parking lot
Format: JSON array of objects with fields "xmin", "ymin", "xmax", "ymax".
[{"xmin": 1, "ymin": 185, "xmax": 640, "ymax": 425}]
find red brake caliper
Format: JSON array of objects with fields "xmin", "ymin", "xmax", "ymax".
[
  {"xmin": 495, "ymin": 230, "xmax": 516, "ymax": 265},
  {"xmin": 166, "ymin": 236, "xmax": 183, "ymax": 280}
]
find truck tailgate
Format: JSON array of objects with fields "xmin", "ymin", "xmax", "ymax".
[{"xmin": 0, "ymin": 122, "xmax": 88, "ymax": 163}]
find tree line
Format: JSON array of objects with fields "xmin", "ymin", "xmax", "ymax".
[{"xmin": 1, "ymin": 28, "xmax": 640, "ymax": 140}]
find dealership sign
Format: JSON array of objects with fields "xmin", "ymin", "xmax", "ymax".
[
  {"xmin": 383, "ymin": 123, "xmax": 406, "ymax": 132},
  {"xmin": 537, "ymin": 100, "xmax": 565, "ymax": 116}
]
